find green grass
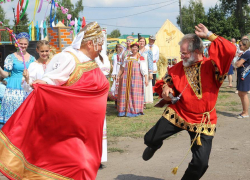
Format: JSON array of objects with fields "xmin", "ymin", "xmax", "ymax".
[{"xmin": 106, "ymin": 88, "xmax": 241, "ymax": 139}]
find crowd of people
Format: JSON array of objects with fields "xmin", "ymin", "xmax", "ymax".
[{"xmin": 0, "ymin": 21, "xmax": 248, "ymax": 180}]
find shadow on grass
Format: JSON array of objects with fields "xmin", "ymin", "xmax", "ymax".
[
  {"xmin": 115, "ymin": 174, "xmax": 164, "ymax": 180},
  {"xmin": 216, "ymin": 110, "xmax": 237, "ymax": 117},
  {"xmin": 106, "ymin": 102, "xmax": 118, "ymax": 116}
]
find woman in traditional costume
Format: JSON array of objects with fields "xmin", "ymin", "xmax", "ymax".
[
  {"xmin": 117, "ymin": 43, "xmax": 148, "ymax": 117},
  {"xmin": 0, "ymin": 22, "xmax": 109, "ymax": 180},
  {"xmin": 0, "ymin": 32, "xmax": 35, "ymax": 128},
  {"xmin": 22, "ymin": 40, "xmax": 50, "ymax": 94},
  {"xmin": 138, "ymin": 37, "xmax": 154, "ymax": 106},
  {"xmin": 111, "ymin": 44, "xmax": 125, "ymax": 105}
]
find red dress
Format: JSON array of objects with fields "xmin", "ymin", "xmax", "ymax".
[{"xmin": 0, "ymin": 59, "xmax": 109, "ymax": 180}]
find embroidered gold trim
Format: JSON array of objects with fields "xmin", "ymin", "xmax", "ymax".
[
  {"xmin": 208, "ymin": 34, "xmax": 218, "ymax": 42},
  {"xmin": 162, "ymin": 107, "xmax": 216, "ymax": 136},
  {"xmin": 184, "ymin": 63, "xmax": 202, "ymax": 99},
  {"xmin": 64, "ymin": 61, "xmax": 98, "ymax": 87},
  {"xmin": 125, "ymin": 61, "xmax": 133, "ymax": 115},
  {"xmin": 211, "ymin": 61, "xmax": 228, "ymax": 83},
  {"xmin": 163, "ymin": 73, "xmax": 173, "ymax": 86},
  {"xmin": 0, "ymin": 131, "xmax": 72, "ymax": 180}
]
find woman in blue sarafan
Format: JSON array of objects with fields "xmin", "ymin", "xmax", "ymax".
[{"xmin": 0, "ymin": 32, "xmax": 35, "ymax": 128}]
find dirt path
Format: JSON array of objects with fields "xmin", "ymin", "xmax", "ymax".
[
  {"xmin": 1, "ymin": 78, "xmax": 250, "ymax": 180},
  {"xmin": 96, "ymin": 79, "xmax": 250, "ymax": 180}
]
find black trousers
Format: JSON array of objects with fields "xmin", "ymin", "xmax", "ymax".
[
  {"xmin": 144, "ymin": 117, "xmax": 213, "ymax": 180},
  {"xmin": 152, "ymin": 74, "xmax": 157, "ymax": 86}
]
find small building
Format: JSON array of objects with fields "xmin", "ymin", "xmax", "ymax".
[
  {"xmin": 155, "ymin": 19, "xmax": 184, "ymax": 79},
  {"xmin": 118, "ymin": 34, "xmax": 150, "ymax": 44}
]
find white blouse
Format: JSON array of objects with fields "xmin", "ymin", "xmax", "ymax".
[
  {"xmin": 111, "ymin": 53, "xmax": 123, "ymax": 76},
  {"xmin": 122, "ymin": 56, "xmax": 148, "ymax": 76},
  {"xmin": 42, "ymin": 47, "xmax": 92, "ymax": 85},
  {"xmin": 95, "ymin": 53, "xmax": 110, "ymax": 76},
  {"xmin": 22, "ymin": 62, "xmax": 46, "ymax": 93}
]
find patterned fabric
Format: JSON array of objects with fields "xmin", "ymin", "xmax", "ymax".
[
  {"xmin": 0, "ymin": 53, "xmax": 35, "ymax": 127},
  {"xmin": 16, "ymin": 32, "xmax": 30, "ymax": 41},
  {"xmin": 183, "ymin": 63, "xmax": 202, "ymax": 99},
  {"xmin": 0, "ymin": 88, "xmax": 29, "ymax": 128},
  {"xmin": 117, "ymin": 57, "xmax": 144, "ymax": 117}
]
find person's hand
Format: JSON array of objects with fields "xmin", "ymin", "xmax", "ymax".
[
  {"xmin": 111, "ymin": 75, "xmax": 116, "ymax": 79},
  {"xmin": 162, "ymin": 85, "xmax": 173, "ymax": 101},
  {"xmin": 195, "ymin": 23, "xmax": 209, "ymax": 39},
  {"xmin": 31, "ymin": 80, "xmax": 47, "ymax": 88},
  {"xmin": 23, "ymin": 69, "xmax": 29, "ymax": 83},
  {"xmin": 149, "ymin": 74, "xmax": 153, "ymax": 80},
  {"xmin": 116, "ymin": 75, "xmax": 120, "ymax": 82},
  {"xmin": 238, "ymin": 53, "xmax": 243, "ymax": 57}
]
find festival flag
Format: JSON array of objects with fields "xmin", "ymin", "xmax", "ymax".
[
  {"xmin": 28, "ymin": 24, "xmax": 32, "ymax": 41},
  {"xmin": 43, "ymin": 20, "xmax": 47, "ymax": 38},
  {"xmin": 77, "ymin": 18, "xmax": 81, "ymax": 33},
  {"xmin": 36, "ymin": 21, "xmax": 40, "ymax": 40},
  {"xmin": 81, "ymin": 17, "xmax": 86, "ymax": 28},
  {"xmin": 31, "ymin": 21, "xmax": 35, "ymax": 41},
  {"xmin": 74, "ymin": 17, "xmax": 78, "ymax": 35},
  {"xmin": 40, "ymin": 20, "xmax": 44, "ymax": 40}
]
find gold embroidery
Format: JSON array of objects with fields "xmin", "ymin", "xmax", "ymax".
[
  {"xmin": 63, "ymin": 52, "xmax": 98, "ymax": 87},
  {"xmin": 163, "ymin": 73, "xmax": 173, "ymax": 86},
  {"xmin": 0, "ymin": 131, "xmax": 73, "ymax": 180},
  {"xmin": 211, "ymin": 61, "xmax": 228, "ymax": 83},
  {"xmin": 162, "ymin": 107, "xmax": 216, "ymax": 136},
  {"xmin": 125, "ymin": 61, "xmax": 133, "ymax": 115},
  {"xmin": 184, "ymin": 63, "xmax": 202, "ymax": 99}
]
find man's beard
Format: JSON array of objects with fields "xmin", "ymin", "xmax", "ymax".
[{"xmin": 183, "ymin": 53, "xmax": 196, "ymax": 67}]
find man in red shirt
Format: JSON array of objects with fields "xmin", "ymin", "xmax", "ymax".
[{"xmin": 142, "ymin": 23, "xmax": 236, "ymax": 180}]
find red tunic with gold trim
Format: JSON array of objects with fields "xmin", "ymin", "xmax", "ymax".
[
  {"xmin": 0, "ymin": 58, "xmax": 109, "ymax": 179},
  {"xmin": 161, "ymin": 36, "xmax": 236, "ymax": 136}
]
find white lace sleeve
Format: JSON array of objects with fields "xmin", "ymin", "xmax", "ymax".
[
  {"xmin": 4, "ymin": 54, "xmax": 13, "ymax": 71},
  {"xmin": 42, "ymin": 52, "xmax": 76, "ymax": 85}
]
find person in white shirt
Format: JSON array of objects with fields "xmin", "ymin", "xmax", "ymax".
[{"xmin": 145, "ymin": 35, "xmax": 159, "ymax": 86}]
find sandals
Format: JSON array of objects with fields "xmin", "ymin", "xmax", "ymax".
[{"xmin": 237, "ymin": 114, "xmax": 249, "ymax": 119}]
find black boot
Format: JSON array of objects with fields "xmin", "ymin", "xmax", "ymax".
[{"xmin": 142, "ymin": 147, "xmax": 157, "ymax": 161}]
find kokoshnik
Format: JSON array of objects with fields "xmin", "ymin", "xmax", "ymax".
[{"xmin": 0, "ymin": 22, "xmax": 109, "ymax": 180}]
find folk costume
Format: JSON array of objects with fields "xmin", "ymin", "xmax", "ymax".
[
  {"xmin": 117, "ymin": 53, "xmax": 148, "ymax": 117},
  {"xmin": 139, "ymin": 48, "xmax": 154, "ymax": 104},
  {"xmin": 0, "ymin": 32, "xmax": 35, "ymax": 127},
  {"xmin": 144, "ymin": 34, "xmax": 236, "ymax": 180},
  {"xmin": 0, "ymin": 22, "xmax": 109, "ymax": 180},
  {"xmin": 22, "ymin": 61, "xmax": 47, "ymax": 94}
]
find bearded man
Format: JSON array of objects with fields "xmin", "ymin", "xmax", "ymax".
[
  {"xmin": 0, "ymin": 22, "xmax": 109, "ymax": 180},
  {"xmin": 142, "ymin": 23, "xmax": 236, "ymax": 180}
]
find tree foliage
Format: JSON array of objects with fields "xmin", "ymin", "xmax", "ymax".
[
  {"xmin": 14, "ymin": 9, "xmax": 29, "ymax": 34},
  {"xmin": 0, "ymin": 5, "xmax": 10, "ymax": 41},
  {"xmin": 177, "ymin": 0, "xmax": 206, "ymax": 34},
  {"xmin": 47, "ymin": 0, "xmax": 83, "ymax": 25},
  {"xmin": 108, "ymin": 29, "xmax": 121, "ymax": 38},
  {"xmin": 220, "ymin": 0, "xmax": 250, "ymax": 36}
]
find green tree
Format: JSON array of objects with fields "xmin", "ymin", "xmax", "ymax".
[
  {"xmin": 206, "ymin": 4, "xmax": 240, "ymax": 39},
  {"xmin": 177, "ymin": 0, "xmax": 206, "ymax": 34},
  {"xmin": 0, "ymin": 5, "xmax": 10, "ymax": 41},
  {"xmin": 220, "ymin": 0, "xmax": 250, "ymax": 36},
  {"xmin": 47, "ymin": 0, "xmax": 83, "ymax": 25},
  {"xmin": 108, "ymin": 29, "xmax": 121, "ymax": 38},
  {"xmin": 14, "ymin": 9, "xmax": 29, "ymax": 34}
]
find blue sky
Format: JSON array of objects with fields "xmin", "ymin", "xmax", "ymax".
[{"xmin": 1, "ymin": 0, "xmax": 219, "ymax": 35}]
